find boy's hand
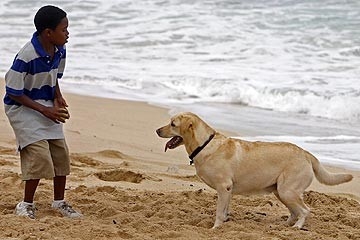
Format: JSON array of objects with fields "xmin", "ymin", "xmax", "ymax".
[
  {"xmin": 57, "ymin": 107, "xmax": 70, "ymax": 123},
  {"xmin": 53, "ymin": 96, "xmax": 70, "ymax": 123},
  {"xmin": 8, "ymin": 94, "xmax": 70, "ymax": 124},
  {"xmin": 54, "ymin": 96, "xmax": 68, "ymax": 108},
  {"xmin": 41, "ymin": 106, "xmax": 70, "ymax": 124}
]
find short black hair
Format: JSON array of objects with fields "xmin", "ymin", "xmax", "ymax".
[{"xmin": 34, "ymin": 5, "xmax": 67, "ymax": 33}]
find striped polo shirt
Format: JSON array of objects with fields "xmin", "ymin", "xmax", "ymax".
[{"xmin": 4, "ymin": 32, "xmax": 66, "ymax": 149}]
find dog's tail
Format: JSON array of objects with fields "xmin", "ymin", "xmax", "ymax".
[{"xmin": 307, "ymin": 151, "xmax": 353, "ymax": 185}]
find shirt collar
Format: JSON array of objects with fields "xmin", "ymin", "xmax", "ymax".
[{"xmin": 31, "ymin": 31, "xmax": 65, "ymax": 58}]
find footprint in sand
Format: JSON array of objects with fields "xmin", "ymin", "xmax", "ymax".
[
  {"xmin": 70, "ymin": 154, "xmax": 102, "ymax": 167},
  {"xmin": 95, "ymin": 169, "xmax": 145, "ymax": 183},
  {"xmin": 95, "ymin": 150, "xmax": 130, "ymax": 159}
]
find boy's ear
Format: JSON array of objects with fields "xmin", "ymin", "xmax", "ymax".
[{"xmin": 44, "ymin": 28, "xmax": 52, "ymax": 37}]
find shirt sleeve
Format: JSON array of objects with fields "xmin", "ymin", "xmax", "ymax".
[{"xmin": 5, "ymin": 54, "xmax": 28, "ymax": 96}]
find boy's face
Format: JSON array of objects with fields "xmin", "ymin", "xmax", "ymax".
[{"xmin": 48, "ymin": 17, "xmax": 69, "ymax": 46}]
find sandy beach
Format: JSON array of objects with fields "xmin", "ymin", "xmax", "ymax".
[{"xmin": 0, "ymin": 79, "xmax": 359, "ymax": 240}]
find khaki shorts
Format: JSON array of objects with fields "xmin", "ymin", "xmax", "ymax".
[{"xmin": 20, "ymin": 139, "xmax": 70, "ymax": 180}]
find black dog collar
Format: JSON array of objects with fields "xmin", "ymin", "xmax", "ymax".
[{"xmin": 189, "ymin": 133, "xmax": 215, "ymax": 165}]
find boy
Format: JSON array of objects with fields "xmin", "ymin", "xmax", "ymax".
[{"xmin": 3, "ymin": 5, "xmax": 81, "ymax": 219}]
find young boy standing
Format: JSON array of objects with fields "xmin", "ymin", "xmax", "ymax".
[{"xmin": 3, "ymin": 5, "xmax": 81, "ymax": 219}]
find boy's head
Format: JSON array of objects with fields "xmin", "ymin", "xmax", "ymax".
[
  {"xmin": 34, "ymin": 5, "xmax": 69, "ymax": 46},
  {"xmin": 34, "ymin": 5, "xmax": 67, "ymax": 34}
]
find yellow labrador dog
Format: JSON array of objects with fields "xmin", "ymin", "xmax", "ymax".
[{"xmin": 156, "ymin": 112, "xmax": 353, "ymax": 229}]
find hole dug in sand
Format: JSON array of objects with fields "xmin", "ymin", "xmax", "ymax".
[{"xmin": 95, "ymin": 169, "xmax": 145, "ymax": 183}]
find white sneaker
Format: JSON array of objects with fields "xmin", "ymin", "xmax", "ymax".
[
  {"xmin": 52, "ymin": 200, "xmax": 82, "ymax": 218},
  {"xmin": 15, "ymin": 202, "xmax": 36, "ymax": 219}
]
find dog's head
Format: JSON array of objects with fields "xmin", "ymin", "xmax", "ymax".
[{"xmin": 156, "ymin": 112, "xmax": 212, "ymax": 152}]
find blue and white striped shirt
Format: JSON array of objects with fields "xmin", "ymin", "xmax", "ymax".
[{"xmin": 4, "ymin": 32, "xmax": 66, "ymax": 149}]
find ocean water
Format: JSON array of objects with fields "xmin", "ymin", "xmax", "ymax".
[{"xmin": 1, "ymin": 0, "xmax": 360, "ymax": 170}]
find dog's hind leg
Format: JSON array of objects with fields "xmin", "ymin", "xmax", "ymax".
[
  {"xmin": 276, "ymin": 168, "xmax": 312, "ymax": 229},
  {"xmin": 279, "ymin": 190, "xmax": 310, "ymax": 229},
  {"xmin": 274, "ymin": 190, "xmax": 297, "ymax": 226},
  {"xmin": 274, "ymin": 191, "xmax": 299, "ymax": 226},
  {"xmin": 212, "ymin": 183, "xmax": 233, "ymax": 229}
]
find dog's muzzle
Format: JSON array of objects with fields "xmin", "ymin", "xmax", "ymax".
[{"xmin": 156, "ymin": 128, "xmax": 183, "ymax": 152}]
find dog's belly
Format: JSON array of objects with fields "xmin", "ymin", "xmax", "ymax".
[
  {"xmin": 196, "ymin": 164, "xmax": 279, "ymax": 195},
  {"xmin": 232, "ymin": 182, "xmax": 277, "ymax": 195},
  {"xmin": 231, "ymin": 171, "xmax": 278, "ymax": 194},
  {"xmin": 198, "ymin": 173, "xmax": 278, "ymax": 195}
]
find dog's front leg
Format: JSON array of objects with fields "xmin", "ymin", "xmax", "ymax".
[{"xmin": 212, "ymin": 185, "xmax": 232, "ymax": 229}]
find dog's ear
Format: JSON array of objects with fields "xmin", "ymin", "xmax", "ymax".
[{"xmin": 180, "ymin": 119, "xmax": 193, "ymax": 134}]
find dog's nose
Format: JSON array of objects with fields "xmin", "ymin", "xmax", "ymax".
[{"xmin": 156, "ymin": 128, "xmax": 161, "ymax": 136}]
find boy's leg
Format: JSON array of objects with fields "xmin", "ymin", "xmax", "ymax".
[
  {"xmin": 24, "ymin": 179, "xmax": 40, "ymax": 203},
  {"xmin": 50, "ymin": 139, "xmax": 82, "ymax": 218},
  {"xmin": 17, "ymin": 140, "xmax": 56, "ymax": 219},
  {"xmin": 14, "ymin": 179, "xmax": 39, "ymax": 219},
  {"xmin": 20, "ymin": 141, "xmax": 55, "ymax": 201},
  {"xmin": 49, "ymin": 139, "xmax": 70, "ymax": 202},
  {"xmin": 53, "ymin": 175, "xmax": 66, "ymax": 201}
]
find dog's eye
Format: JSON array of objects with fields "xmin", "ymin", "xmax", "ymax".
[{"xmin": 171, "ymin": 122, "xmax": 175, "ymax": 127}]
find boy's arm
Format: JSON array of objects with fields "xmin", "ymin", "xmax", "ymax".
[
  {"xmin": 8, "ymin": 94, "xmax": 68, "ymax": 124},
  {"xmin": 54, "ymin": 79, "xmax": 68, "ymax": 109}
]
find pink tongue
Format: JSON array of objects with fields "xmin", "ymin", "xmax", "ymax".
[
  {"xmin": 164, "ymin": 136, "xmax": 181, "ymax": 152},
  {"xmin": 165, "ymin": 140, "xmax": 173, "ymax": 152}
]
